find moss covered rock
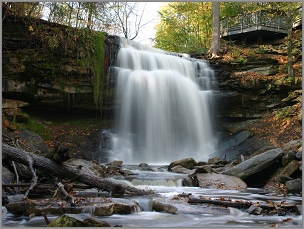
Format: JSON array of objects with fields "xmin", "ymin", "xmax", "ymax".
[{"xmin": 47, "ymin": 214, "xmax": 110, "ymax": 227}]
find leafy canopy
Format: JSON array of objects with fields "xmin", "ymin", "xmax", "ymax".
[{"xmin": 154, "ymin": 2, "xmax": 212, "ymax": 54}]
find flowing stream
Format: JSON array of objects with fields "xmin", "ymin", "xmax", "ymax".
[
  {"xmin": 110, "ymin": 38, "xmax": 217, "ymax": 164},
  {"xmin": 2, "ymin": 166, "xmax": 302, "ymax": 227}
]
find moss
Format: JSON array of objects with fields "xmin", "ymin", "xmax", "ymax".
[
  {"xmin": 4, "ymin": 16, "xmax": 109, "ymax": 112},
  {"xmin": 92, "ymin": 31, "xmax": 107, "ymax": 115},
  {"xmin": 14, "ymin": 118, "xmax": 52, "ymax": 140}
]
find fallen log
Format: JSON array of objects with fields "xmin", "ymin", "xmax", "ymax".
[
  {"xmin": 2, "ymin": 183, "xmax": 90, "ymax": 189},
  {"xmin": 2, "ymin": 143, "xmax": 151, "ymax": 196},
  {"xmin": 187, "ymin": 198, "xmax": 301, "ymax": 215},
  {"xmin": 187, "ymin": 198, "xmax": 252, "ymax": 208}
]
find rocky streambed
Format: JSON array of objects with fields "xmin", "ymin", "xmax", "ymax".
[
  {"xmin": 2, "ymin": 98, "xmax": 302, "ymax": 227},
  {"xmin": 2, "ymin": 127, "xmax": 302, "ymax": 227}
]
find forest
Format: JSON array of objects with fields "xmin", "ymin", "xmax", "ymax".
[{"xmin": 2, "ymin": 1, "xmax": 303, "ymax": 227}]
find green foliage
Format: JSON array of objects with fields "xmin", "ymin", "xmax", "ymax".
[
  {"xmin": 276, "ymin": 107, "xmax": 291, "ymax": 120},
  {"xmin": 231, "ymin": 47, "xmax": 240, "ymax": 58},
  {"xmin": 91, "ymin": 31, "xmax": 107, "ymax": 114},
  {"xmin": 254, "ymin": 46, "xmax": 265, "ymax": 55},
  {"xmin": 280, "ymin": 64, "xmax": 289, "ymax": 74},
  {"xmin": 237, "ymin": 56, "xmax": 248, "ymax": 64},
  {"xmin": 221, "ymin": 2, "xmax": 302, "ymax": 18},
  {"xmin": 247, "ymin": 50, "xmax": 258, "ymax": 60},
  {"xmin": 266, "ymin": 83, "xmax": 273, "ymax": 90},
  {"xmin": 48, "ymin": 35, "xmax": 59, "ymax": 49},
  {"xmin": 15, "ymin": 118, "xmax": 52, "ymax": 140},
  {"xmin": 154, "ymin": 2, "xmax": 212, "ymax": 53}
]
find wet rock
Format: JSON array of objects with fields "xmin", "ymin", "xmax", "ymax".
[
  {"xmin": 263, "ymin": 180, "xmax": 287, "ymax": 195},
  {"xmin": 196, "ymin": 173, "xmax": 247, "ymax": 191},
  {"xmin": 152, "ymin": 201, "xmax": 177, "ymax": 214},
  {"xmin": 119, "ymin": 168, "xmax": 134, "ymax": 176},
  {"xmin": 297, "ymin": 110, "xmax": 302, "ymax": 123},
  {"xmin": 197, "ymin": 161, "xmax": 208, "ymax": 166},
  {"xmin": 182, "ymin": 175, "xmax": 199, "ymax": 187},
  {"xmin": 5, "ymin": 197, "xmax": 139, "ymax": 216},
  {"xmin": 170, "ymin": 165, "xmax": 196, "ymax": 175},
  {"xmin": 283, "ymin": 139, "xmax": 302, "ymax": 152},
  {"xmin": 2, "ymin": 167, "xmax": 15, "ymax": 183},
  {"xmin": 2, "ymin": 99, "xmax": 30, "ymax": 109},
  {"xmin": 139, "ymin": 163, "xmax": 149, "ymax": 167},
  {"xmin": 282, "ymin": 151, "xmax": 296, "ymax": 166},
  {"xmin": 208, "ymin": 157, "xmax": 228, "ymax": 165},
  {"xmin": 222, "ymin": 148, "xmax": 284, "ymax": 180},
  {"xmin": 107, "ymin": 165, "xmax": 121, "ymax": 174},
  {"xmin": 64, "ymin": 158, "xmax": 106, "ymax": 177},
  {"xmin": 47, "ymin": 213, "xmax": 110, "ymax": 227},
  {"xmin": 247, "ymin": 146, "xmax": 276, "ymax": 158},
  {"xmin": 93, "ymin": 200, "xmax": 139, "ymax": 216},
  {"xmin": 295, "ymin": 152, "xmax": 302, "ymax": 160},
  {"xmin": 181, "ymin": 177, "xmax": 191, "ymax": 186},
  {"xmin": 297, "ymin": 146, "xmax": 302, "ymax": 153},
  {"xmin": 7, "ymin": 162, "xmax": 32, "ymax": 180},
  {"xmin": 272, "ymin": 160, "xmax": 300, "ymax": 178},
  {"xmin": 285, "ymin": 178, "xmax": 302, "ymax": 193},
  {"xmin": 246, "ymin": 205, "xmax": 263, "ymax": 215},
  {"xmin": 246, "ymin": 66, "xmax": 279, "ymax": 76},
  {"xmin": 109, "ymin": 160, "xmax": 123, "ymax": 166},
  {"xmin": 138, "ymin": 163, "xmax": 153, "ymax": 171},
  {"xmin": 11, "ymin": 130, "xmax": 49, "ymax": 155},
  {"xmin": 218, "ymin": 130, "xmax": 253, "ymax": 151},
  {"xmin": 194, "ymin": 165, "xmax": 213, "ymax": 173},
  {"xmin": 3, "ymin": 107, "xmax": 30, "ymax": 125},
  {"xmin": 168, "ymin": 158, "xmax": 197, "ymax": 171},
  {"xmin": 274, "ymin": 174, "xmax": 293, "ymax": 184}
]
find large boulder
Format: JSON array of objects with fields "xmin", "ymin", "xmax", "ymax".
[
  {"xmin": 222, "ymin": 148, "xmax": 284, "ymax": 179},
  {"xmin": 285, "ymin": 178, "xmax": 302, "ymax": 193},
  {"xmin": 170, "ymin": 165, "xmax": 196, "ymax": 175},
  {"xmin": 64, "ymin": 158, "xmax": 106, "ymax": 177},
  {"xmin": 168, "ymin": 158, "xmax": 197, "ymax": 171},
  {"xmin": 218, "ymin": 130, "xmax": 253, "ymax": 151},
  {"xmin": 152, "ymin": 201, "xmax": 177, "ymax": 214},
  {"xmin": 196, "ymin": 173, "xmax": 247, "ymax": 191},
  {"xmin": 47, "ymin": 213, "xmax": 110, "ymax": 227},
  {"xmin": 2, "ymin": 167, "xmax": 15, "ymax": 183},
  {"xmin": 11, "ymin": 130, "xmax": 49, "ymax": 154}
]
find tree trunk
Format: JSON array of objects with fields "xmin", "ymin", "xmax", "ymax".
[
  {"xmin": 208, "ymin": 2, "xmax": 221, "ymax": 58},
  {"xmin": 2, "ymin": 143, "xmax": 151, "ymax": 196},
  {"xmin": 187, "ymin": 198, "xmax": 300, "ymax": 215},
  {"xmin": 287, "ymin": 3, "xmax": 294, "ymax": 77}
]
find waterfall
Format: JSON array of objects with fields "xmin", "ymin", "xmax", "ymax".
[{"xmin": 110, "ymin": 37, "xmax": 216, "ymax": 164}]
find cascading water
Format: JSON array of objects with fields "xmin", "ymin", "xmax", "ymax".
[{"xmin": 111, "ymin": 38, "xmax": 217, "ymax": 164}]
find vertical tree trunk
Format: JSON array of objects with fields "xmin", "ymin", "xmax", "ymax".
[
  {"xmin": 209, "ymin": 2, "xmax": 221, "ymax": 58},
  {"xmin": 287, "ymin": 3, "xmax": 294, "ymax": 77},
  {"xmin": 87, "ymin": 3, "xmax": 94, "ymax": 29}
]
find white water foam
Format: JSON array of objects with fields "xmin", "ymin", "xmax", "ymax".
[{"xmin": 111, "ymin": 38, "xmax": 216, "ymax": 164}]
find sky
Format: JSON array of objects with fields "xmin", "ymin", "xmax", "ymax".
[
  {"xmin": 132, "ymin": 2, "xmax": 165, "ymax": 46},
  {"xmin": 41, "ymin": 2, "xmax": 165, "ymax": 47}
]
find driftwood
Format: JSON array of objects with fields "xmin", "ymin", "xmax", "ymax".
[
  {"xmin": 2, "ymin": 183, "xmax": 90, "ymax": 189},
  {"xmin": 55, "ymin": 182, "xmax": 75, "ymax": 203},
  {"xmin": 187, "ymin": 198, "xmax": 301, "ymax": 215},
  {"xmin": 2, "ymin": 143, "xmax": 151, "ymax": 196}
]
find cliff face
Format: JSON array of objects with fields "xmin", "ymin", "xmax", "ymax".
[
  {"xmin": 209, "ymin": 32, "xmax": 302, "ymax": 120},
  {"xmin": 2, "ymin": 14, "xmax": 120, "ymax": 114},
  {"xmin": 2, "ymin": 14, "xmax": 302, "ymax": 123}
]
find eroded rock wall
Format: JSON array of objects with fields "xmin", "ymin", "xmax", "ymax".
[{"xmin": 2, "ymin": 14, "xmax": 120, "ymax": 114}]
